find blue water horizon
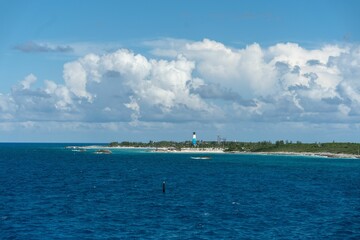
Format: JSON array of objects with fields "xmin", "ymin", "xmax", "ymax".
[{"xmin": 1, "ymin": 143, "xmax": 360, "ymax": 239}]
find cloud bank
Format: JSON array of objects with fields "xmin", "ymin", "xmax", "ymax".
[
  {"xmin": 14, "ymin": 41, "xmax": 73, "ymax": 53},
  {"xmin": 2, "ymin": 39, "xmax": 360, "ymax": 140}
]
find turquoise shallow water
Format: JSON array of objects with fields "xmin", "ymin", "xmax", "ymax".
[{"xmin": 1, "ymin": 143, "xmax": 360, "ymax": 239}]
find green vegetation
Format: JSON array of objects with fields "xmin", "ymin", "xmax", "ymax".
[
  {"xmin": 109, "ymin": 140, "xmax": 360, "ymax": 155},
  {"xmin": 229, "ymin": 141, "xmax": 360, "ymax": 155}
]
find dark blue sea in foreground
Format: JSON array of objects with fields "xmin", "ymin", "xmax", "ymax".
[{"xmin": 1, "ymin": 143, "xmax": 360, "ymax": 239}]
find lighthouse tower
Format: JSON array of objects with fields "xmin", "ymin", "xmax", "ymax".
[{"xmin": 192, "ymin": 132, "xmax": 197, "ymax": 146}]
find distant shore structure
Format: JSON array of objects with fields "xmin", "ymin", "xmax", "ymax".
[{"xmin": 192, "ymin": 132, "xmax": 197, "ymax": 146}]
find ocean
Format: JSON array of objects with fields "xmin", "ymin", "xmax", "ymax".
[{"xmin": 1, "ymin": 143, "xmax": 360, "ymax": 239}]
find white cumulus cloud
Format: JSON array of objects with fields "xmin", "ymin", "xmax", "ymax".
[
  {"xmin": 1, "ymin": 38, "xmax": 360, "ymax": 140},
  {"xmin": 20, "ymin": 74, "xmax": 37, "ymax": 90}
]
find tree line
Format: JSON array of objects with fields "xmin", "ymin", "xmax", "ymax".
[{"xmin": 109, "ymin": 140, "xmax": 360, "ymax": 155}]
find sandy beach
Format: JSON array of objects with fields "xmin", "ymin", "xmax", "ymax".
[
  {"xmin": 145, "ymin": 147, "xmax": 360, "ymax": 159},
  {"xmin": 244, "ymin": 151, "xmax": 360, "ymax": 159},
  {"xmin": 151, "ymin": 147, "xmax": 224, "ymax": 153},
  {"xmin": 147, "ymin": 148, "xmax": 360, "ymax": 159},
  {"xmin": 67, "ymin": 145, "xmax": 360, "ymax": 159}
]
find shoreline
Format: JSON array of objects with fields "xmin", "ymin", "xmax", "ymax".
[
  {"xmin": 68, "ymin": 145, "xmax": 360, "ymax": 159},
  {"xmin": 151, "ymin": 147, "xmax": 224, "ymax": 153},
  {"xmin": 242, "ymin": 151, "xmax": 360, "ymax": 159},
  {"xmin": 152, "ymin": 148, "xmax": 360, "ymax": 159}
]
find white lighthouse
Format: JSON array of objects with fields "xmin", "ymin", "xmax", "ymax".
[{"xmin": 192, "ymin": 132, "xmax": 197, "ymax": 146}]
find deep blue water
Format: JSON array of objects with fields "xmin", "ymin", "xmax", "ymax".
[{"xmin": 1, "ymin": 143, "xmax": 360, "ymax": 239}]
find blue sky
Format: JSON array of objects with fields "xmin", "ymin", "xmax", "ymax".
[{"xmin": 0, "ymin": 0, "xmax": 360, "ymax": 142}]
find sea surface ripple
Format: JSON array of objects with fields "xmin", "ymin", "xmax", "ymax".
[{"xmin": 1, "ymin": 143, "xmax": 360, "ymax": 239}]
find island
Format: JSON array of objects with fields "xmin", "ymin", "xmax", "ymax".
[{"xmin": 107, "ymin": 140, "xmax": 360, "ymax": 159}]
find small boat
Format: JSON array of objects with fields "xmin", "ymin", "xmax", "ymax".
[
  {"xmin": 94, "ymin": 149, "xmax": 112, "ymax": 154},
  {"xmin": 190, "ymin": 156, "xmax": 211, "ymax": 160}
]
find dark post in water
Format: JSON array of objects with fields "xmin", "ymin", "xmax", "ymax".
[{"xmin": 162, "ymin": 181, "xmax": 166, "ymax": 193}]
